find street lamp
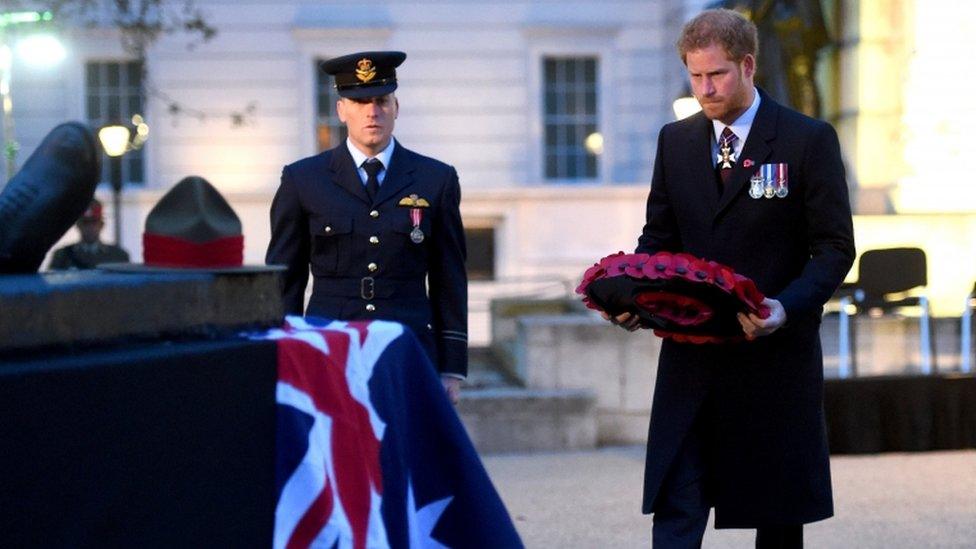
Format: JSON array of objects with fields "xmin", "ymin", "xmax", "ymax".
[
  {"xmin": 672, "ymin": 96, "xmax": 702, "ymax": 120},
  {"xmin": 0, "ymin": 43, "xmax": 13, "ymax": 179},
  {"xmin": 671, "ymin": 83, "xmax": 702, "ymax": 121},
  {"xmin": 14, "ymin": 34, "xmax": 66, "ymax": 66},
  {"xmin": 0, "ymin": 10, "xmax": 59, "ymax": 185},
  {"xmin": 98, "ymin": 115, "xmax": 149, "ymax": 246}
]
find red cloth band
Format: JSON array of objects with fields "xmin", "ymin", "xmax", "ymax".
[{"xmin": 143, "ymin": 233, "xmax": 244, "ymax": 268}]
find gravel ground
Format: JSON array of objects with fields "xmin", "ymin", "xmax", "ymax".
[{"xmin": 483, "ymin": 447, "xmax": 976, "ymax": 548}]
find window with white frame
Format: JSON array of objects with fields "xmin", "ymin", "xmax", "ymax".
[
  {"xmin": 542, "ymin": 56, "xmax": 600, "ymax": 180},
  {"xmin": 85, "ymin": 60, "xmax": 145, "ymax": 185},
  {"xmin": 315, "ymin": 59, "xmax": 347, "ymax": 152},
  {"xmin": 465, "ymin": 227, "xmax": 496, "ymax": 281}
]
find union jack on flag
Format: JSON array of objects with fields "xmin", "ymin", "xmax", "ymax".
[{"xmin": 256, "ymin": 316, "xmax": 522, "ymax": 549}]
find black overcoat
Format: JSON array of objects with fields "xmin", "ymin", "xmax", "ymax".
[
  {"xmin": 636, "ymin": 90, "xmax": 855, "ymax": 527},
  {"xmin": 266, "ymin": 140, "xmax": 468, "ymax": 376}
]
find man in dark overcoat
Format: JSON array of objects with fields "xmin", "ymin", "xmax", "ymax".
[
  {"xmin": 606, "ymin": 9, "xmax": 855, "ymax": 548},
  {"xmin": 266, "ymin": 51, "xmax": 468, "ymax": 403}
]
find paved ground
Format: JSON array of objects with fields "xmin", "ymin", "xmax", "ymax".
[{"xmin": 483, "ymin": 447, "xmax": 976, "ymax": 548}]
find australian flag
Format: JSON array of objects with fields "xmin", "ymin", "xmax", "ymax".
[{"xmin": 258, "ymin": 316, "xmax": 523, "ymax": 549}]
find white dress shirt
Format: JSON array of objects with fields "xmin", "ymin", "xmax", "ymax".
[{"xmin": 346, "ymin": 138, "xmax": 395, "ymax": 186}]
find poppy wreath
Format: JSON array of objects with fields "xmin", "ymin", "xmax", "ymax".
[{"xmin": 576, "ymin": 251, "xmax": 770, "ymax": 344}]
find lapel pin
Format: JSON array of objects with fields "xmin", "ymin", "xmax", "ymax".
[{"xmin": 397, "ymin": 194, "xmax": 430, "ymax": 208}]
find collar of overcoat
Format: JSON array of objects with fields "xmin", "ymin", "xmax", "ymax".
[
  {"xmin": 684, "ymin": 88, "xmax": 780, "ymax": 219},
  {"xmin": 327, "ymin": 139, "xmax": 417, "ymax": 207}
]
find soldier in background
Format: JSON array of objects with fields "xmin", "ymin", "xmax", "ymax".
[{"xmin": 48, "ymin": 199, "xmax": 130, "ymax": 270}]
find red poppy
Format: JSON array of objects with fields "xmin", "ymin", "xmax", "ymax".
[
  {"xmin": 624, "ymin": 253, "xmax": 651, "ymax": 278},
  {"xmin": 601, "ymin": 252, "xmax": 631, "ymax": 277},
  {"xmin": 641, "ymin": 251, "xmax": 673, "ymax": 280}
]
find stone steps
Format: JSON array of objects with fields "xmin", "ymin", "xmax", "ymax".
[
  {"xmin": 459, "ymin": 346, "xmax": 598, "ymax": 454},
  {"xmin": 465, "ymin": 346, "xmax": 520, "ymax": 389},
  {"xmin": 458, "ymin": 386, "xmax": 597, "ymax": 454}
]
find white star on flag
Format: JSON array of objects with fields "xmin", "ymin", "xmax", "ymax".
[{"xmin": 406, "ymin": 478, "xmax": 453, "ymax": 548}]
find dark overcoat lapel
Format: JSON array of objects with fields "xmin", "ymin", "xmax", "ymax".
[{"xmin": 685, "ymin": 114, "xmax": 721, "ymax": 214}]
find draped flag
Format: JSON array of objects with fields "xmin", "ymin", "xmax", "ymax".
[{"xmin": 257, "ymin": 316, "xmax": 523, "ymax": 549}]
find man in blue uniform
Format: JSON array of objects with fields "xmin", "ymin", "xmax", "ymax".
[
  {"xmin": 266, "ymin": 51, "xmax": 467, "ymax": 404},
  {"xmin": 607, "ymin": 9, "xmax": 854, "ymax": 548}
]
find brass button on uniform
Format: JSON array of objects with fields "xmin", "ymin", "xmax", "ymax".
[
  {"xmin": 370, "ymin": 210, "xmax": 380, "ymax": 218},
  {"xmin": 369, "ymin": 236, "xmax": 379, "ymax": 245},
  {"xmin": 368, "ymin": 262, "xmax": 378, "ymax": 272},
  {"xmin": 365, "ymin": 303, "xmax": 376, "ymax": 312}
]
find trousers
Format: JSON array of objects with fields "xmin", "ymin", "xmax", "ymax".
[{"xmin": 651, "ymin": 411, "xmax": 803, "ymax": 549}]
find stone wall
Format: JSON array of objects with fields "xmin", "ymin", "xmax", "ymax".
[
  {"xmin": 512, "ymin": 313, "xmax": 660, "ymax": 445},
  {"xmin": 496, "ymin": 311, "xmax": 969, "ymax": 447}
]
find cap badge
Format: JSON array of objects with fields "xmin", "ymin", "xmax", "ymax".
[{"xmin": 356, "ymin": 58, "xmax": 376, "ymax": 83}]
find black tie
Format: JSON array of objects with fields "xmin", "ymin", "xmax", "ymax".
[{"xmin": 363, "ymin": 159, "xmax": 383, "ymax": 202}]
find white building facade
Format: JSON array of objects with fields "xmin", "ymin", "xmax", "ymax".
[
  {"xmin": 10, "ymin": 0, "xmax": 709, "ymax": 343},
  {"xmin": 10, "ymin": 0, "xmax": 974, "ymax": 340}
]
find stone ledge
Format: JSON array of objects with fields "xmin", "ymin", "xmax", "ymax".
[
  {"xmin": 489, "ymin": 298, "xmax": 590, "ymax": 381},
  {"xmin": 0, "ymin": 271, "xmax": 283, "ymax": 353},
  {"xmin": 458, "ymin": 387, "xmax": 597, "ymax": 454},
  {"xmin": 597, "ymin": 410, "xmax": 650, "ymax": 446},
  {"xmin": 460, "ymin": 387, "xmax": 595, "ymax": 411}
]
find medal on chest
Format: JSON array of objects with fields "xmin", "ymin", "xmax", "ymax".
[
  {"xmin": 749, "ymin": 173, "xmax": 764, "ymax": 199},
  {"xmin": 750, "ymin": 163, "xmax": 790, "ymax": 199},
  {"xmin": 774, "ymin": 163, "xmax": 789, "ymax": 198},
  {"xmin": 397, "ymin": 193, "xmax": 430, "ymax": 244},
  {"xmin": 717, "ymin": 143, "xmax": 736, "ymax": 170},
  {"xmin": 409, "ymin": 211, "xmax": 425, "ymax": 243}
]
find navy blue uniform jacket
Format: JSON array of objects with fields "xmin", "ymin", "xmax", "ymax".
[
  {"xmin": 266, "ymin": 140, "xmax": 468, "ymax": 376},
  {"xmin": 636, "ymin": 90, "xmax": 855, "ymax": 527}
]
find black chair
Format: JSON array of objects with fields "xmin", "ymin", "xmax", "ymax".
[
  {"xmin": 832, "ymin": 247, "xmax": 934, "ymax": 376},
  {"xmin": 962, "ymin": 282, "xmax": 975, "ymax": 373}
]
